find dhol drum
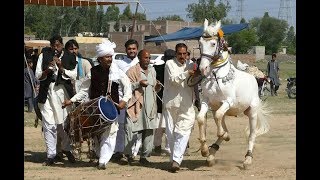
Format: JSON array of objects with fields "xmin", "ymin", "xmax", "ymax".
[{"xmin": 66, "ymin": 96, "xmax": 118, "ymax": 142}]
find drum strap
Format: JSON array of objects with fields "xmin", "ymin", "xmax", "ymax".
[{"xmin": 106, "ymin": 79, "xmax": 119, "ymax": 106}]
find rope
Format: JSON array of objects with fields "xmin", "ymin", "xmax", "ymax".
[{"xmin": 137, "ymin": 2, "xmax": 170, "ymax": 43}]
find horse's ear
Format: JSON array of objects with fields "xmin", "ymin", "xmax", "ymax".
[
  {"xmin": 216, "ymin": 20, "xmax": 221, "ymax": 29},
  {"xmin": 212, "ymin": 20, "xmax": 222, "ymax": 36},
  {"xmin": 204, "ymin": 18, "xmax": 208, "ymax": 31}
]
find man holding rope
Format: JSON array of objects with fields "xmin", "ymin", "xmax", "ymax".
[
  {"xmin": 162, "ymin": 43, "xmax": 196, "ymax": 173},
  {"xmin": 124, "ymin": 49, "xmax": 162, "ymax": 165}
]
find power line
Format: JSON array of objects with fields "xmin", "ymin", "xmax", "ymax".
[
  {"xmin": 235, "ymin": 0, "xmax": 244, "ymax": 23},
  {"xmin": 278, "ymin": 0, "xmax": 293, "ymax": 27}
]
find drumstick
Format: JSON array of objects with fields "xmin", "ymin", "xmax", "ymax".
[{"xmin": 106, "ymin": 95, "xmax": 119, "ymax": 107}]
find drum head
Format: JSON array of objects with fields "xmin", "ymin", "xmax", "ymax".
[{"xmin": 98, "ymin": 97, "xmax": 118, "ymax": 122}]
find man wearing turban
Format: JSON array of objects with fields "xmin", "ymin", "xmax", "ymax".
[{"xmin": 63, "ymin": 39, "xmax": 132, "ymax": 170}]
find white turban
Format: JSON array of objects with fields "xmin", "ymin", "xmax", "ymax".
[{"xmin": 96, "ymin": 39, "xmax": 116, "ymax": 57}]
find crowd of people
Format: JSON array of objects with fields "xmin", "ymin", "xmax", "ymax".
[{"xmin": 26, "ymin": 34, "xmax": 280, "ymax": 173}]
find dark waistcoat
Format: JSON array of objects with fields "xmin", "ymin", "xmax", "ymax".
[
  {"xmin": 89, "ymin": 65, "xmax": 120, "ymax": 113},
  {"xmin": 37, "ymin": 50, "xmax": 77, "ymax": 104}
]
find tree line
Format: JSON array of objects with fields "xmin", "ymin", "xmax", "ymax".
[{"xmin": 24, "ymin": 0, "xmax": 295, "ymax": 55}]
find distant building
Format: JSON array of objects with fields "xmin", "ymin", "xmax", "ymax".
[
  {"xmin": 279, "ymin": 46, "xmax": 287, "ymax": 54},
  {"xmin": 24, "ymin": 34, "xmax": 36, "ymax": 41},
  {"xmin": 248, "ymin": 46, "xmax": 265, "ymax": 62},
  {"xmin": 107, "ymin": 20, "xmax": 202, "ymax": 56}
]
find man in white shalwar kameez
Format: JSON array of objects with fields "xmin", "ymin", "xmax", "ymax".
[
  {"xmin": 62, "ymin": 39, "xmax": 132, "ymax": 170},
  {"xmin": 35, "ymin": 35, "xmax": 77, "ymax": 166},
  {"xmin": 162, "ymin": 43, "xmax": 196, "ymax": 173},
  {"xmin": 112, "ymin": 39, "xmax": 142, "ymax": 162}
]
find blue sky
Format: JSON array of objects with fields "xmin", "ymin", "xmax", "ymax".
[{"xmin": 118, "ymin": 0, "xmax": 296, "ymax": 29}]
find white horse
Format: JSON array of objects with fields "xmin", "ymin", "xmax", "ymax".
[{"xmin": 196, "ymin": 19, "xmax": 271, "ymax": 169}]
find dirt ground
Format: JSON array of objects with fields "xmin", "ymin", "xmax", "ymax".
[{"xmin": 24, "ymin": 112, "xmax": 296, "ymax": 180}]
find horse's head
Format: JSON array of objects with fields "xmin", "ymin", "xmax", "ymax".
[{"xmin": 199, "ymin": 19, "xmax": 226, "ymax": 77}]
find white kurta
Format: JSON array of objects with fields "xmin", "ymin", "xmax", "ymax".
[
  {"xmin": 113, "ymin": 56, "xmax": 139, "ymax": 153},
  {"xmin": 162, "ymin": 58, "xmax": 196, "ymax": 165},
  {"xmin": 69, "ymin": 66, "xmax": 132, "ymax": 165},
  {"xmin": 35, "ymin": 52, "xmax": 77, "ymax": 159},
  {"xmin": 162, "ymin": 58, "xmax": 195, "ymax": 134},
  {"xmin": 74, "ymin": 56, "xmax": 92, "ymax": 95},
  {"xmin": 114, "ymin": 56, "xmax": 139, "ymax": 74},
  {"xmin": 35, "ymin": 53, "xmax": 77, "ymax": 125}
]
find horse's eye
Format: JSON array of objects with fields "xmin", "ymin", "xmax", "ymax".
[{"xmin": 202, "ymin": 35, "xmax": 212, "ymax": 39}]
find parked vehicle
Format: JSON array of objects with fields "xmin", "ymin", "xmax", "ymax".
[
  {"xmin": 286, "ymin": 77, "xmax": 296, "ymax": 99},
  {"xmin": 91, "ymin": 52, "xmax": 126, "ymax": 66},
  {"xmin": 150, "ymin": 53, "xmax": 165, "ymax": 66},
  {"xmin": 256, "ymin": 76, "xmax": 270, "ymax": 98}
]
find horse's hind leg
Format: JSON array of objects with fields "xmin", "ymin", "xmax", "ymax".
[
  {"xmin": 243, "ymin": 107, "xmax": 258, "ymax": 169},
  {"xmin": 206, "ymin": 115, "xmax": 228, "ymax": 166}
]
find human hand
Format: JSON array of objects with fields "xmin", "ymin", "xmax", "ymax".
[
  {"xmin": 53, "ymin": 56, "xmax": 62, "ymax": 69},
  {"xmin": 117, "ymin": 100, "xmax": 126, "ymax": 109},
  {"xmin": 188, "ymin": 69, "xmax": 195, "ymax": 76},
  {"xmin": 35, "ymin": 85, "xmax": 40, "ymax": 93},
  {"xmin": 140, "ymin": 80, "xmax": 149, "ymax": 87},
  {"xmin": 155, "ymin": 80, "xmax": 162, "ymax": 92},
  {"xmin": 46, "ymin": 61, "xmax": 56, "ymax": 73},
  {"xmin": 62, "ymin": 99, "xmax": 72, "ymax": 108}
]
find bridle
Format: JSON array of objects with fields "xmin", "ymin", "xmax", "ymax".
[
  {"xmin": 199, "ymin": 34, "xmax": 233, "ymax": 87},
  {"xmin": 186, "ymin": 34, "xmax": 225, "ymax": 87},
  {"xmin": 200, "ymin": 34, "xmax": 228, "ymax": 73}
]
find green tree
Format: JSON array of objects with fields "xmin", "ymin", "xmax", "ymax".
[
  {"xmin": 87, "ymin": 6, "xmax": 99, "ymax": 33},
  {"xmin": 96, "ymin": 6, "xmax": 105, "ymax": 34},
  {"xmin": 257, "ymin": 12, "xmax": 288, "ymax": 54},
  {"xmin": 240, "ymin": 18, "xmax": 246, "ymax": 23},
  {"xmin": 76, "ymin": 6, "xmax": 90, "ymax": 32},
  {"xmin": 120, "ymin": 5, "xmax": 132, "ymax": 20},
  {"xmin": 284, "ymin": 26, "xmax": 296, "ymax": 55},
  {"xmin": 105, "ymin": 5, "xmax": 121, "ymax": 33},
  {"xmin": 135, "ymin": 12, "xmax": 147, "ymax": 21},
  {"xmin": 186, "ymin": 0, "xmax": 231, "ymax": 23},
  {"xmin": 227, "ymin": 28, "xmax": 258, "ymax": 54},
  {"xmin": 156, "ymin": 15, "xmax": 184, "ymax": 21},
  {"xmin": 105, "ymin": 5, "xmax": 120, "ymax": 21},
  {"xmin": 24, "ymin": 5, "xmax": 58, "ymax": 39}
]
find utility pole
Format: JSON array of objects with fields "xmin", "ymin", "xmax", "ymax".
[
  {"xmin": 130, "ymin": 1, "xmax": 139, "ymax": 39},
  {"xmin": 278, "ymin": 0, "xmax": 293, "ymax": 27},
  {"xmin": 236, "ymin": 0, "xmax": 244, "ymax": 23}
]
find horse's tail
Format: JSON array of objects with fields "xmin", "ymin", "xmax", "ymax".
[{"xmin": 245, "ymin": 100, "xmax": 271, "ymax": 137}]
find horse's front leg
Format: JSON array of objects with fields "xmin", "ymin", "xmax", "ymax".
[
  {"xmin": 214, "ymin": 101, "xmax": 231, "ymax": 140},
  {"xmin": 206, "ymin": 115, "xmax": 229, "ymax": 166},
  {"xmin": 196, "ymin": 101, "xmax": 209, "ymax": 157}
]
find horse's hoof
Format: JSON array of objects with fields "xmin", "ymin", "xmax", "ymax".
[
  {"xmin": 206, "ymin": 155, "xmax": 215, "ymax": 167},
  {"xmin": 243, "ymin": 156, "xmax": 252, "ymax": 170},
  {"xmin": 201, "ymin": 143, "xmax": 210, "ymax": 157},
  {"xmin": 243, "ymin": 162, "xmax": 251, "ymax": 170},
  {"xmin": 217, "ymin": 132, "xmax": 230, "ymax": 141},
  {"xmin": 223, "ymin": 132, "xmax": 230, "ymax": 141},
  {"xmin": 201, "ymin": 150, "xmax": 210, "ymax": 157}
]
